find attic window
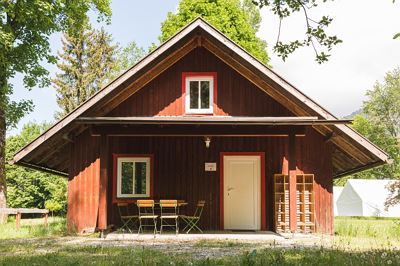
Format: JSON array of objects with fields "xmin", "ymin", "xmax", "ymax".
[{"xmin": 183, "ymin": 72, "xmax": 217, "ymax": 114}]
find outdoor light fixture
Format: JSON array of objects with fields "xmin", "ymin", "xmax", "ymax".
[{"xmin": 204, "ymin": 136, "xmax": 211, "ymax": 148}]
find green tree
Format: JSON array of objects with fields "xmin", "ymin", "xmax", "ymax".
[
  {"xmin": 107, "ymin": 41, "xmax": 146, "ymax": 81},
  {"xmin": 0, "ymin": 0, "xmax": 111, "ymax": 222},
  {"xmin": 53, "ymin": 24, "xmax": 117, "ymax": 119},
  {"xmin": 252, "ymin": 0, "xmax": 342, "ymax": 63},
  {"xmin": 363, "ymin": 68, "xmax": 400, "ymax": 139},
  {"xmin": 363, "ymin": 68, "xmax": 400, "ymax": 208},
  {"xmin": 6, "ymin": 122, "xmax": 67, "ymax": 214},
  {"xmin": 159, "ymin": 0, "xmax": 270, "ymax": 64},
  {"xmin": 335, "ymin": 68, "xmax": 400, "ymax": 206},
  {"xmin": 349, "ymin": 115, "xmax": 399, "ymax": 179}
]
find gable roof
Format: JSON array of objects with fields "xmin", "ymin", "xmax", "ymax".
[{"xmin": 12, "ymin": 18, "xmax": 389, "ymax": 177}]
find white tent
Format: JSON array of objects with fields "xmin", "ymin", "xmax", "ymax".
[
  {"xmin": 336, "ymin": 179, "xmax": 400, "ymax": 217},
  {"xmin": 333, "ymin": 186, "xmax": 344, "ymax": 216}
]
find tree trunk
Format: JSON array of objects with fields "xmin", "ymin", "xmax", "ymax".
[
  {"xmin": 0, "ymin": 99, "xmax": 6, "ymax": 224},
  {"xmin": 0, "ymin": 75, "xmax": 7, "ymax": 223}
]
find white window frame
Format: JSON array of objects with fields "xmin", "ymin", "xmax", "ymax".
[
  {"xmin": 117, "ymin": 157, "xmax": 150, "ymax": 198},
  {"xmin": 185, "ymin": 76, "xmax": 214, "ymax": 114}
]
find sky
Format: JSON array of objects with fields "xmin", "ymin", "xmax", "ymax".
[{"xmin": 8, "ymin": 0, "xmax": 400, "ymax": 135}]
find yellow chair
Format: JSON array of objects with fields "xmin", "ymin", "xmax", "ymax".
[
  {"xmin": 159, "ymin": 200, "xmax": 179, "ymax": 234},
  {"xmin": 137, "ymin": 200, "xmax": 158, "ymax": 235}
]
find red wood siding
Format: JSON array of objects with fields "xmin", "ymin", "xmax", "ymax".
[
  {"xmin": 107, "ymin": 135, "xmax": 288, "ymax": 231},
  {"xmin": 67, "ymin": 127, "xmax": 333, "ymax": 233},
  {"xmin": 108, "ymin": 48, "xmax": 293, "ymax": 117},
  {"xmin": 67, "ymin": 131, "xmax": 100, "ymax": 233}
]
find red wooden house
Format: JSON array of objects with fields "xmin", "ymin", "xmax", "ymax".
[{"xmin": 12, "ymin": 18, "xmax": 389, "ymax": 234}]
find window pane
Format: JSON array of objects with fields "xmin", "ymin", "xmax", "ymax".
[
  {"xmin": 200, "ymin": 81, "xmax": 210, "ymax": 109},
  {"xmin": 121, "ymin": 162, "xmax": 134, "ymax": 194},
  {"xmin": 135, "ymin": 162, "xmax": 147, "ymax": 194},
  {"xmin": 189, "ymin": 81, "xmax": 199, "ymax": 109}
]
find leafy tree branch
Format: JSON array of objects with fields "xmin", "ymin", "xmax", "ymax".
[{"xmin": 253, "ymin": 0, "xmax": 342, "ymax": 63}]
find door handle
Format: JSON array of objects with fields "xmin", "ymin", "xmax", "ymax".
[{"xmin": 227, "ymin": 187, "xmax": 234, "ymax": 192}]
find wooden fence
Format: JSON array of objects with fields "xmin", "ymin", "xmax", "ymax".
[{"xmin": 0, "ymin": 208, "xmax": 49, "ymax": 230}]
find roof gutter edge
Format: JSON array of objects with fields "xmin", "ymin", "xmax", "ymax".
[
  {"xmin": 14, "ymin": 160, "xmax": 68, "ymax": 177},
  {"xmin": 333, "ymin": 160, "xmax": 387, "ymax": 179}
]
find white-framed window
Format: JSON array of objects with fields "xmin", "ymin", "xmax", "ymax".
[
  {"xmin": 117, "ymin": 157, "xmax": 150, "ymax": 198},
  {"xmin": 185, "ymin": 76, "xmax": 214, "ymax": 114}
]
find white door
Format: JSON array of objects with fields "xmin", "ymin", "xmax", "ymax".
[{"xmin": 223, "ymin": 155, "xmax": 261, "ymax": 230}]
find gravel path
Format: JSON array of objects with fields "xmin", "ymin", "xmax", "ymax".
[{"xmin": 0, "ymin": 233, "xmax": 334, "ymax": 260}]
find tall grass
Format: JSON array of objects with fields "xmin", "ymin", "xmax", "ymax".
[
  {"xmin": 0, "ymin": 216, "xmax": 68, "ymax": 239},
  {"xmin": 334, "ymin": 216, "xmax": 400, "ymax": 238},
  {"xmin": 0, "ymin": 244, "xmax": 399, "ymax": 266}
]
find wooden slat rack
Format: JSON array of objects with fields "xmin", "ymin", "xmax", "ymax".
[
  {"xmin": 274, "ymin": 174, "xmax": 289, "ymax": 233},
  {"xmin": 274, "ymin": 173, "xmax": 316, "ymax": 233},
  {"xmin": 296, "ymin": 174, "xmax": 315, "ymax": 233}
]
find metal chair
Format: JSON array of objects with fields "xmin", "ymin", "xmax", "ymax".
[
  {"xmin": 180, "ymin": 200, "xmax": 205, "ymax": 233},
  {"xmin": 159, "ymin": 200, "xmax": 179, "ymax": 234},
  {"xmin": 137, "ymin": 200, "xmax": 158, "ymax": 235},
  {"xmin": 117, "ymin": 203, "xmax": 138, "ymax": 233}
]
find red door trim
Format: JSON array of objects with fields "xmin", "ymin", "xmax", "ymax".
[{"xmin": 220, "ymin": 152, "xmax": 266, "ymax": 231}]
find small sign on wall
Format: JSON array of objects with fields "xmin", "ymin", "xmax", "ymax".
[{"xmin": 205, "ymin": 162, "xmax": 217, "ymax": 171}]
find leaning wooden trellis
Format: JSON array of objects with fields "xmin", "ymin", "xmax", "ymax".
[{"xmin": 0, "ymin": 208, "xmax": 49, "ymax": 230}]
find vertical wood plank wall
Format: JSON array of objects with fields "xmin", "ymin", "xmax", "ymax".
[
  {"xmin": 107, "ymin": 135, "xmax": 288, "ymax": 231},
  {"xmin": 102, "ymin": 128, "xmax": 332, "ymax": 233},
  {"xmin": 67, "ymin": 129, "xmax": 333, "ymax": 234},
  {"xmin": 67, "ymin": 131, "xmax": 100, "ymax": 233}
]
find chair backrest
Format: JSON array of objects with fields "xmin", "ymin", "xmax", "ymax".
[
  {"xmin": 137, "ymin": 200, "xmax": 155, "ymax": 216},
  {"xmin": 160, "ymin": 199, "xmax": 178, "ymax": 216},
  {"xmin": 160, "ymin": 200, "xmax": 178, "ymax": 208},
  {"xmin": 117, "ymin": 203, "xmax": 131, "ymax": 218},
  {"xmin": 193, "ymin": 200, "xmax": 205, "ymax": 218}
]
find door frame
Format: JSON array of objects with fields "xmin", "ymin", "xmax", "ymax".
[{"xmin": 220, "ymin": 152, "xmax": 266, "ymax": 230}]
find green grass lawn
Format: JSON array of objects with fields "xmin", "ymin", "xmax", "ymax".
[
  {"xmin": 0, "ymin": 242, "xmax": 399, "ymax": 266},
  {"xmin": 333, "ymin": 216, "xmax": 400, "ymax": 250},
  {"xmin": 0, "ymin": 244, "xmax": 399, "ymax": 265},
  {"xmin": 0, "ymin": 216, "xmax": 399, "ymax": 265},
  {"xmin": 0, "ymin": 216, "xmax": 69, "ymax": 239},
  {"xmin": 335, "ymin": 216, "xmax": 400, "ymax": 238}
]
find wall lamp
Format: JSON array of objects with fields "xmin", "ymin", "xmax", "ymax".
[{"xmin": 204, "ymin": 136, "xmax": 211, "ymax": 148}]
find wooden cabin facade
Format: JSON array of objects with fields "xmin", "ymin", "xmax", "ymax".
[{"xmin": 13, "ymin": 19, "xmax": 389, "ymax": 234}]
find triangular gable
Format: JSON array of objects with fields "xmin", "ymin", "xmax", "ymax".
[
  {"xmin": 337, "ymin": 182, "xmax": 362, "ymax": 204},
  {"xmin": 12, "ymin": 18, "xmax": 389, "ymax": 176}
]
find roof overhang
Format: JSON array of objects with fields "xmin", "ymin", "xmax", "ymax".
[
  {"xmin": 76, "ymin": 116, "xmax": 352, "ymax": 126},
  {"xmin": 12, "ymin": 18, "xmax": 390, "ymax": 178}
]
